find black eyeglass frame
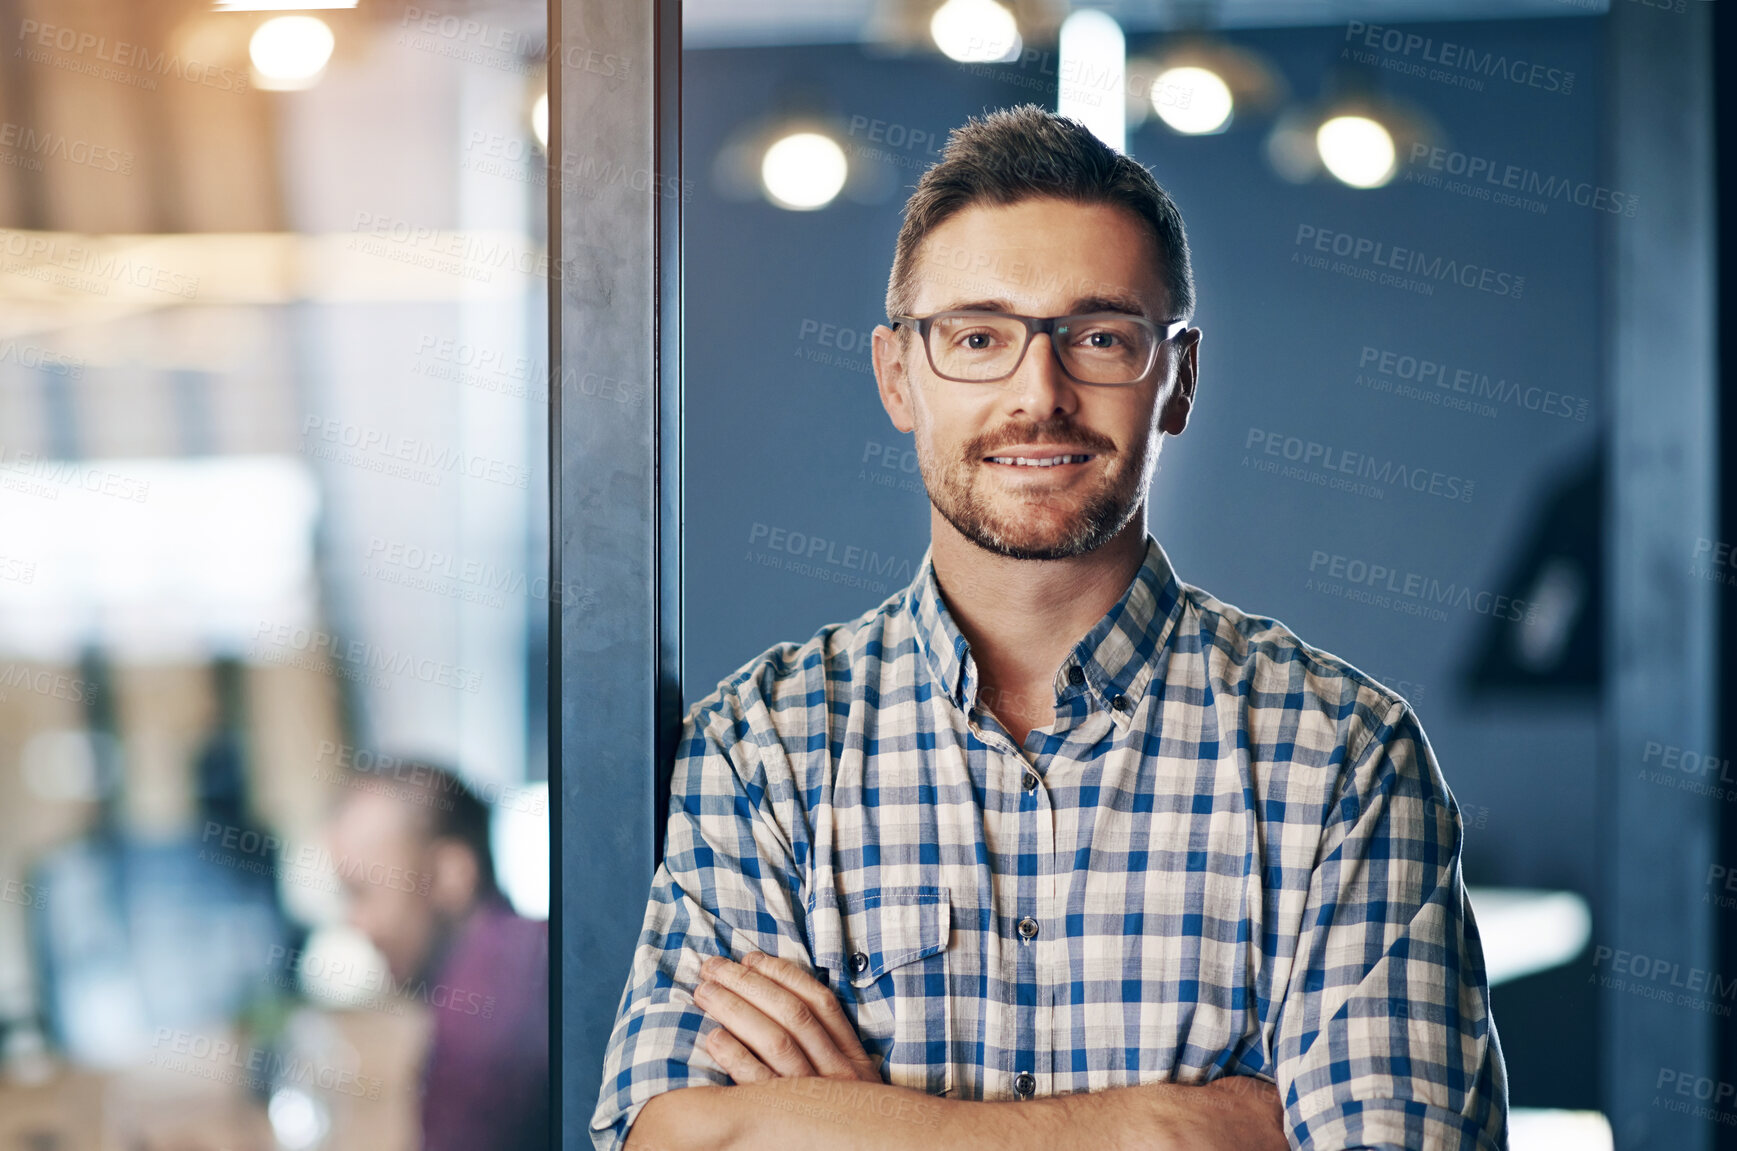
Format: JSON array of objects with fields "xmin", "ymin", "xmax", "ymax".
[{"xmin": 888, "ymin": 310, "xmax": 1190, "ymax": 386}]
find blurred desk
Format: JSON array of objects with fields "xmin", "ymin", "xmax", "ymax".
[{"xmin": 0, "ymin": 1005, "xmax": 428, "ymax": 1151}]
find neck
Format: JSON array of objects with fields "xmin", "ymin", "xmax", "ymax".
[{"xmin": 927, "ymin": 509, "xmax": 1149, "ymax": 709}]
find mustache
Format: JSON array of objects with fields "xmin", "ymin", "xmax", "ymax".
[{"xmin": 968, "ymin": 420, "xmax": 1116, "ymax": 457}]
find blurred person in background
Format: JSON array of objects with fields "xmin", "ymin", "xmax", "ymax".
[{"xmin": 325, "ymin": 763, "xmax": 547, "ymax": 1151}]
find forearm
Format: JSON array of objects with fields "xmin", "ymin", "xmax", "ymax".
[{"xmin": 626, "ymin": 1077, "xmax": 1271, "ymax": 1151}]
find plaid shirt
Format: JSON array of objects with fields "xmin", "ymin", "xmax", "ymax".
[{"xmin": 590, "ymin": 534, "xmax": 1507, "ymax": 1151}]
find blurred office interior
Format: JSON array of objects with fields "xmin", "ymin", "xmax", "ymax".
[{"xmin": 0, "ymin": 0, "xmax": 1726, "ymax": 1148}]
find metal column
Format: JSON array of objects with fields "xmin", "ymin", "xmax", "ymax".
[
  {"xmin": 550, "ymin": 0, "xmax": 682, "ymax": 1142},
  {"xmin": 1600, "ymin": 2, "xmax": 1717, "ymax": 1147}
]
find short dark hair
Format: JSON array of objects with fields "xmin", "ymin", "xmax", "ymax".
[
  {"xmin": 885, "ymin": 104, "xmax": 1195, "ymax": 324},
  {"xmin": 342, "ymin": 760, "xmax": 498, "ymax": 898}
]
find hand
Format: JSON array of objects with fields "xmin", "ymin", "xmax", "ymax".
[
  {"xmin": 1177, "ymin": 1074, "xmax": 1287, "ymax": 1151},
  {"xmin": 691, "ymin": 951, "xmax": 884, "ymax": 1085}
]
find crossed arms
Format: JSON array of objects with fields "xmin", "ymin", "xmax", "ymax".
[
  {"xmin": 624, "ymin": 950, "xmax": 1286, "ymax": 1151},
  {"xmin": 591, "ymin": 685, "xmax": 1507, "ymax": 1151}
]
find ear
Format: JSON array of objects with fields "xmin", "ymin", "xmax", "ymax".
[
  {"xmin": 1158, "ymin": 327, "xmax": 1201, "ymax": 437},
  {"xmin": 427, "ymin": 839, "xmax": 480, "ymax": 914},
  {"xmin": 873, "ymin": 324, "xmax": 917, "ymax": 434}
]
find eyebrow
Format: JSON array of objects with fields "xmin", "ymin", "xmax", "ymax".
[{"xmin": 936, "ymin": 295, "xmax": 1151, "ymax": 318}]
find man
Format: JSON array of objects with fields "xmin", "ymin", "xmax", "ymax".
[
  {"xmin": 592, "ymin": 105, "xmax": 1506, "ymax": 1150},
  {"xmin": 325, "ymin": 763, "xmax": 548, "ymax": 1151}
]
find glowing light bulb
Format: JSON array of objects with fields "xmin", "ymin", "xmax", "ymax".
[
  {"xmin": 930, "ymin": 0, "xmax": 1020, "ymax": 64},
  {"xmin": 1152, "ymin": 66, "xmax": 1233, "ymax": 135},
  {"xmin": 759, "ymin": 132, "xmax": 848, "ymax": 211},
  {"xmin": 249, "ymin": 15, "xmax": 335, "ymax": 89},
  {"xmin": 532, "ymin": 90, "xmax": 549, "ymax": 151},
  {"xmin": 1316, "ymin": 114, "xmax": 1397, "ymax": 188}
]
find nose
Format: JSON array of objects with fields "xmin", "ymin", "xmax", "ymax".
[{"xmin": 1004, "ymin": 332, "xmax": 1076, "ymax": 418}]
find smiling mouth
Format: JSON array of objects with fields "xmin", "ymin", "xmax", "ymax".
[{"xmin": 983, "ymin": 454, "xmax": 1094, "ymax": 468}]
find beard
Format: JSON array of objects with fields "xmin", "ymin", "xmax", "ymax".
[{"xmin": 916, "ymin": 413, "xmax": 1153, "ymax": 561}]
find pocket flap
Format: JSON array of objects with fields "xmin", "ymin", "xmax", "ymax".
[{"xmin": 838, "ymin": 885, "xmax": 950, "ymax": 988}]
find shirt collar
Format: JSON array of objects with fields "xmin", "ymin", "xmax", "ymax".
[{"xmin": 904, "ymin": 534, "xmax": 1186, "ymax": 724}]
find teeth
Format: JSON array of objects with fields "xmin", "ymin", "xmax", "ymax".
[{"xmin": 987, "ymin": 455, "xmax": 1090, "ymax": 467}]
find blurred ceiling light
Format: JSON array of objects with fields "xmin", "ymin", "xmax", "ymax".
[
  {"xmin": 930, "ymin": 0, "xmax": 1020, "ymax": 64},
  {"xmin": 215, "ymin": 0, "xmax": 354, "ymax": 9},
  {"xmin": 1509, "ymin": 1109, "xmax": 1613, "ymax": 1151},
  {"xmin": 1316, "ymin": 114, "xmax": 1396, "ymax": 188},
  {"xmin": 1057, "ymin": 10, "xmax": 1125, "ymax": 152},
  {"xmin": 248, "ymin": 15, "xmax": 335, "ymax": 90},
  {"xmin": 493, "ymin": 781, "xmax": 550, "ymax": 919},
  {"xmin": 1152, "ymin": 66, "xmax": 1233, "ymax": 135},
  {"xmin": 1466, "ymin": 887, "xmax": 1592, "ymax": 986},
  {"xmin": 1133, "ymin": 37, "xmax": 1283, "ymax": 137},
  {"xmin": 532, "ymin": 90, "xmax": 550, "ymax": 152},
  {"xmin": 1266, "ymin": 83, "xmax": 1438, "ymax": 190},
  {"xmin": 760, "ymin": 131, "xmax": 849, "ymax": 211}
]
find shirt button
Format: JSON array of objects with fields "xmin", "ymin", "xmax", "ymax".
[
  {"xmin": 1067, "ymin": 666, "xmax": 1085, "ymax": 686},
  {"xmin": 1017, "ymin": 916, "xmax": 1039, "ymax": 940},
  {"xmin": 1013, "ymin": 1070, "xmax": 1036, "ymax": 1098},
  {"xmin": 1022, "ymin": 770, "xmax": 1038, "ymax": 792},
  {"xmin": 850, "ymin": 951, "xmax": 869, "ymax": 974},
  {"xmin": 1111, "ymin": 694, "xmax": 1130, "ymax": 712}
]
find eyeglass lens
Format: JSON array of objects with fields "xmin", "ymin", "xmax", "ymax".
[{"xmin": 926, "ymin": 313, "xmax": 1156, "ymax": 384}]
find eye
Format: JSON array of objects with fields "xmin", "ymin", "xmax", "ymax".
[{"xmin": 1078, "ymin": 329, "xmax": 1124, "ymax": 349}]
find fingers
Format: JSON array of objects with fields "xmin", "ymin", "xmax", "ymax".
[
  {"xmin": 694, "ymin": 953, "xmax": 878, "ymax": 1081},
  {"xmin": 692, "ymin": 972, "xmax": 819, "ymax": 1079},
  {"xmin": 738, "ymin": 952, "xmax": 882, "ymax": 1081},
  {"xmin": 702, "ymin": 1022, "xmax": 775, "ymax": 1085}
]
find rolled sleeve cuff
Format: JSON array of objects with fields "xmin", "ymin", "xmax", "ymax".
[{"xmin": 1293, "ymin": 1097, "xmax": 1500, "ymax": 1151}]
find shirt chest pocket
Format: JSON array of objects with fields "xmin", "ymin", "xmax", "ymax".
[{"xmin": 812, "ymin": 884, "xmax": 953, "ymax": 1098}]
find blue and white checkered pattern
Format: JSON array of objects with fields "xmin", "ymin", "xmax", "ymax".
[{"xmin": 590, "ymin": 535, "xmax": 1507, "ymax": 1150}]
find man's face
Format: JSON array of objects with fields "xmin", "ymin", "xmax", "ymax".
[
  {"xmin": 872, "ymin": 197, "xmax": 1198, "ymax": 560},
  {"xmin": 326, "ymin": 790, "xmax": 440, "ymax": 984}
]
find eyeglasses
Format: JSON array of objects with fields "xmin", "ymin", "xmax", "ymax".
[{"xmin": 888, "ymin": 310, "xmax": 1187, "ymax": 386}]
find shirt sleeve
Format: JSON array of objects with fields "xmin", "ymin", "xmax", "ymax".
[
  {"xmin": 588, "ymin": 683, "xmax": 815, "ymax": 1151},
  {"xmin": 1274, "ymin": 698, "xmax": 1510, "ymax": 1151}
]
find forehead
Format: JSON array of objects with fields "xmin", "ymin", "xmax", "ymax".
[{"xmin": 909, "ymin": 197, "xmax": 1170, "ymax": 317}]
